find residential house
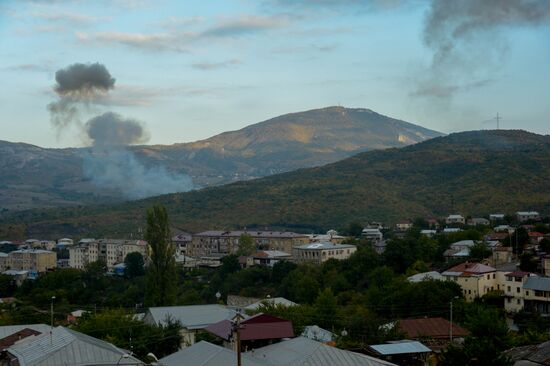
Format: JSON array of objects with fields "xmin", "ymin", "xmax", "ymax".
[
  {"xmin": 396, "ymin": 221, "xmax": 413, "ymax": 231},
  {"xmin": 446, "ymin": 215, "xmax": 465, "ymax": 225},
  {"xmin": 205, "ymin": 313, "xmax": 294, "ymax": 351},
  {"xmin": 368, "ymin": 341, "xmax": 432, "ymax": 366},
  {"xmin": 443, "ymin": 240, "xmax": 476, "ymax": 261},
  {"xmin": 528, "ymin": 232, "xmax": 545, "ymax": 245},
  {"xmin": 491, "ymin": 246, "xmax": 513, "ymax": 266},
  {"xmin": 442, "ymin": 262, "xmax": 500, "ymax": 301},
  {"xmin": 144, "ymin": 304, "xmax": 237, "ymax": 347},
  {"xmin": 420, "ymin": 230, "xmax": 437, "ymax": 238},
  {"xmin": 244, "ymin": 297, "xmax": 296, "ymax": 311},
  {"xmin": 503, "ymin": 271, "xmax": 536, "ymax": 312},
  {"xmin": 543, "ymin": 255, "xmax": 550, "ymax": 276},
  {"xmin": 159, "ymin": 341, "xmax": 267, "ymax": 366},
  {"xmin": 2, "ymin": 270, "xmax": 29, "ymax": 286},
  {"xmin": 292, "ymin": 242, "xmax": 357, "ymax": 264},
  {"xmin": 490, "ymin": 214, "xmax": 505, "ymax": 221},
  {"xmin": 0, "ymin": 325, "xmax": 142, "ymax": 365},
  {"xmin": 0, "ymin": 253, "xmax": 8, "ymax": 272},
  {"xmin": 8, "ymin": 249, "xmax": 56, "ymax": 273},
  {"xmin": 251, "ymin": 250, "xmax": 291, "ymax": 267},
  {"xmin": 517, "ymin": 211, "xmax": 540, "ymax": 222},
  {"xmin": 467, "ymin": 218, "xmax": 490, "ymax": 226},
  {"xmin": 190, "ymin": 231, "xmax": 309, "ymax": 258},
  {"xmin": 362, "ymin": 228, "xmax": 383, "ymax": 242},
  {"xmin": 443, "ymin": 228, "xmax": 462, "ymax": 234},
  {"xmin": 247, "ymin": 336, "xmax": 397, "ymax": 366},
  {"xmin": 407, "ymin": 271, "xmax": 444, "ymax": 283},
  {"xmin": 505, "ymin": 340, "xmax": 550, "ymax": 366},
  {"xmin": 308, "ymin": 231, "xmax": 346, "ymax": 244},
  {"xmin": 523, "ymin": 277, "xmax": 550, "ymax": 315},
  {"xmin": 397, "ymin": 317, "xmax": 469, "ymax": 352}
]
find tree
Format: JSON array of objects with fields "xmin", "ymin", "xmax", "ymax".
[
  {"xmin": 539, "ymin": 238, "xmax": 550, "ymax": 253},
  {"xmin": 145, "ymin": 205, "xmax": 177, "ymax": 307},
  {"xmin": 124, "ymin": 252, "xmax": 145, "ymax": 278},
  {"xmin": 469, "ymin": 243, "xmax": 492, "ymax": 261},
  {"xmin": 236, "ymin": 233, "xmax": 256, "ymax": 256},
  {"xmin": 503, "ymin": 227, "xmax": 529, "ymax": 255},
  {"xmin": 314, "ymin": 288, "xmax": 338, "ymax": 329},
  {"xmin": 345, "ymin": 222, "xmax": 364, "ymax": 237},
  {"xmin": 0, "ymin": 274, "xmax": 16, "ymax": 297}
]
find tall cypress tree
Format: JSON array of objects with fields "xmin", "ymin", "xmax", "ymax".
[{"xmin": 144, "ymin": 205, "xmax": 177, "ymax": 307}]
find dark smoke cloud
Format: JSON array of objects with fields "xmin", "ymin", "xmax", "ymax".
[
  {"xmin": 85, "ymin": 112, "xmax": 150, "ymax": 146},
  {"xmin": 48, "ymin": 62, "xmax": 115, "ymax": 132},
  {"xmin": 417, "ymin": 0, "xmax": 550, "ymax": 98},
  {"xmin": 54, "ymin": 62, "xmax": 115, "ymax": 96}
]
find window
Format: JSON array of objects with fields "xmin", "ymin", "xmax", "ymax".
[
  {"xmin": 507, "ymin": 286, "xmax": 511, "ymax": 292},
  {"xmin": 493, "ymin": 274, "xmax": 496, "ymax": 279},
  {"xmin": 507, "ymin": 298, "xmax": 511, "ymax": 303},
  {"xmin": 526, "ymin": 291, "xmax": 529, "ymax": 296},
  {"xmin": 468, "ymin": 290, "xmax": 471, "ymax": 294},
  {"xmin": 487, "ymin": 274, "xmax": 490, "ymax": 280},
  {"xmin": 517, "ymin": 287, "xmax": 520, "ymax": 293},
  {"xmin": 517, "ymin": 299, "xmax": 521, "ymax": 305}
]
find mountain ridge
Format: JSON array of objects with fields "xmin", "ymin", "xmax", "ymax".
[
  {"xmin": 0, "ymin": 106, "xmax": 441, "ymax": 211},
  {"xmin": 2, "ymin": 129, "xmax": 548, "ymax": 239}
]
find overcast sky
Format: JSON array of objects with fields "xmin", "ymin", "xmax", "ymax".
[{"xmin": 1, "ymin": 0, "xmax": 549, "ymax": 148}]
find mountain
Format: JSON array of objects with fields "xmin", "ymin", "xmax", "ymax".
[
  {"xmin": 2, "ymin": 130, "xmax": 549, "ymax": 239},
  {"xmin": 0, "ymin": 107, "xmax": 441, "ymax": 211}
]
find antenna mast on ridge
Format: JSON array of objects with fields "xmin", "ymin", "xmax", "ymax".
[{"xmin": 495, "ymin": 113, "xmax": 501, "ymax": 130}]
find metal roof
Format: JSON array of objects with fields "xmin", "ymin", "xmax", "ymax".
[
  {"xmin": 293, "ymin": 242, "xmax": 356, "ymax": 250},
  {"xmin": 248, "ymin": 337, "xmax": 396, "ymax": 366},
  {"xmin": 369, "ymin": 341, "xmax": 431, "ymax": 355},
  {"xmin": 398, "ymin": 317, "xmax": 469, "ymax": 339},
  {"xmin": 145, "ymin": 304, "xmax": 237, "ymax": 329},
  {"xmin": 407, "ymin": 271, "xmax": 444, "ymax": 283},
  {"xmin": 6, "ymin": 326, "xmax": 142, "ymax": 366},
  {"xmin": 206, "ymin": 313, "xmax": 294, "ymax": 342},
  {"xmin": 0, "ymin": 324, "xmax": 51, "ymax": 340},
  {"xmin": 245, "ymin": 297, "xmax": 297, "ymax": 311},
  {"xmin": 159, "ymin": 341, "xmax": 266, "ymax": 366},
  {"xmin": 523, "ymin": 277, "xmax": 550, "ymax": 292}
]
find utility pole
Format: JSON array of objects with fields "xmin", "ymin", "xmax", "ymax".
[
  {"xmin": 495, "ymin": 113, "xmax": 501, "ymax": 130},
  {"xmin": 450, "ymin": 299, "xmax": 453, "ymax": 342},
  {"xmin": 232, "ymin": 311, "xmax": 245, "ymax": 366},
  {"xmin": 50, "ymin": 296, "xmax": 56, "ymax": 345}
]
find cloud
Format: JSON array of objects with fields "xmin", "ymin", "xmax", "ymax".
[
  {"xmin": 84, "ymin": 112, "xmax": 149, "ymax": 146},
  {"xmin": 192, "ymin": 59, "xmax": 242, "ymax": 70},
  {"xmin": 411, "ymin": 79, "xmax": 494, "ymax": 98},
  {"xmin": 33, "ymin": 11, "xmax": 104, "ymax": 25},
  {"xmin": 5, "ymin": 63, "xmax": 52, "ymax": 72},
  {"xmin": 75, "ymin": 14, "xmax": 291, "ymax": 52}
]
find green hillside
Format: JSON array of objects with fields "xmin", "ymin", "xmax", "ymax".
[{"xmin": 2, "ymin": 130, "xmax": 549, "ymax": 239}]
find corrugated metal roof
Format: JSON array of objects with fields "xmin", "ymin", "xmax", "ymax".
[
  {"xmin": 398, "ymin": 317, "xmax": 469, "ymax": 339},
  {"xmin": 369, "ymin": 341, "xmax": 431, "ymax": 355},
  {"xmin": 523, "ymin": 277, "xmax": 550, "ymax": 291},
  {"xmin": 0, "ymin": 325, "xmax": 50, "ymax": 339},
  {"xmin": 206, "ymin": 313, "xmax": 294, "ymax": 341},
  {"xmin": 248, "ymin": 337, "xmax": 396, "ymax": 366},
  {"xmin": 146, "ymin": 304, "xmax": 237, "ymax": 329},
  {"xmin": 293, "ymin": 242, "xmax": 356, "ymax": 250},
  {"xmin": 159, "ymin": 341, "xmax": 266, "ymax": 366},
  {"xmin": 6, "ymin": 326, "xmax": 142, "ymax": 366}
]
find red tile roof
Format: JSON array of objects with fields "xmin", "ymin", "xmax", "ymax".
[
  {"xmin": 205, "ymin": 313, "xmax": 294, "ymax": 341},
  {"xmin": 399, "ymin": 317, "xmax": 469, "ymax": 340}
]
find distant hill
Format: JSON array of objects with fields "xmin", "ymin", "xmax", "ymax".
[
  {"xmin": 0, "ymin": 107, "xmax": 440, "ymax": 211},
  {"xmin": 2, "ymin": 130, "xmax": 548, "ymax": 239}
]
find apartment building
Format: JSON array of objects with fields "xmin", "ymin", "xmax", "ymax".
[
  {"xmin": 8, "ymin": 249, "xmax": 57, "ymax": 273},
  {"xmin": 523, "ymin": 277, "xmax": 550, "ymax": 314},
  {"xmin": 69, "ymin": 239, "xmax": 148, "ymax": 270},
  {"xmin": 189, "ymin": 231, "xmax": 309, "ymax": 257},
  {"xmin": 292, "ymin": 242, "xmax": 357, "ymax": 264},
  {"xmin": 442, "ymin": 262, "xmax": 500, "ymax": 302},
  {"xmin": 446, "ymin": 214, "xmax": 465, "ymax": 225},
  {"xmin": 0, "ymin": 252, "xmax": 9, "ymax": 272},
  {"xmin": 516, "ymin": 211, "xmax": 540, "ymax": 222},
  {"xmin": 502, "ymin": 271, "xmax": 535, "ymax": 312}
]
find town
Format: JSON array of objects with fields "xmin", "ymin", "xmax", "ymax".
[{"xmin": 1, "ymin": 208, "xmax": 549, "ymax": 365}]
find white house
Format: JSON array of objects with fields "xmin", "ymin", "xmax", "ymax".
[
  {"xmin": 446, "ymin": 214, "xmax": 465, "ymax": 225},
  {"xmin": 517, "ymin": 211, "xmax": 540, "ymax": 222},
  {"xmin": 361, "ymin": 228, "xmax": 383, "ymax": 242}
]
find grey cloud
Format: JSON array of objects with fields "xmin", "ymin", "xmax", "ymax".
[
  {"xmin": 54, "ymin": 62, "xmax": 115, "ymax": 96},
  {"xmin": 192, "ymin": 59, "xmax": 241, "ymax": 70},
  {"xmin": 201, "ymin": 15, "xmax": 289, "ymax": 37},
  {"xmin": 84, "ymin": 112, "xmax": 149, "ymax": 146},
  {"xmin": 412, "ymin": 79, "xmax": 494, "ymax": 98}
]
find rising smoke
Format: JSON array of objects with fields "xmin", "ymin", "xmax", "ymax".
[
  {"xmin": 417, "ymin": 0, "xmax": 550, "ymax": 98},
  {"xmin": 48, "ymin": 63, "xmax": 194, "ymax": 199},
  {"xmin": 48, "ymin": 63, "xmax": 115, "ymax": 131}
]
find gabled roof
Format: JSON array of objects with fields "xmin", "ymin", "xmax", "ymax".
[
  {"xmin": 205, "ymin": 313, "xmax": 294, "ymax": 341},
  {"xmin": 0, "ymin": 324, "xmax": 50, "ymax": 340},
  {"xmin": 248, "ymin": 337, "xmax": 396, "ymax": 366},
  {"xmin": 398, "ymin": 317, "xmax": 469, "ymax": 340},
  {"xmin": 407, "ymin": 271, "xmax": 444, "ymax": 283},
  {"xmin": 442, "ymin": 262, "xmax": 496, "ymax": 276},
  {"xmin": 0, "ymin": 328, "xmax": 42, "ymax": 350},
  {"xmin": 159, "ymin": 341, "xmax": 267, "ymax": 366},
  {"xmin": 6, "ymin": 326, "xmax": 141, "ymax": 366},
  {"xmin": 146, "ymin": 304, "xmax": 237, "ymax": 329},
  {"xmin": 369, "ymin": 341, "xmax": 431, "ymax": 355}
]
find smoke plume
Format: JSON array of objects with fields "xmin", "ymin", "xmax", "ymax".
[
  {"xmin": 417, "ymin": 0, "xmax": 550, "ymax": 98},
  {"xmin": 48, "ymin": 62, "xmax": 115, "ymax": 131},
  {"xmin": 85, "ymin": 112, "xmax": 150, "ymax": 146},
  {"xmin": 47, "ymin": 62, "xmax": 194, "ymax": 199}
]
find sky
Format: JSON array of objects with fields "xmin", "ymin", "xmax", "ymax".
[{"xmin": 1, "ymin": 0, "xmax": 549, "ymax": 148}]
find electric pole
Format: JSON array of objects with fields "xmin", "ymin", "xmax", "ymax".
[
  {"xmin": 495, "ymin": 113, "xmax": 501, "ymax": 130},
  {"xmin": 232, "ymin": 311, "xmax": 245, "ymax": 366}
]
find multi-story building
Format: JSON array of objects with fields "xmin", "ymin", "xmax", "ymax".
[
  {"xmin": 8, "ymin": 249, "xmax": 57, "ymax": 273},
  {"xmin": 292, "ymin": 242, "xmax": 357, "ymax": 264},
  {"xmin": 189, "ymin": 231, "xmax": 309, "ymax": 257},
  {"xmin": 0, "ymin": 252, "xmax": 9, "ymax": 272},
  {"xmin": 516, "ymin": 211, "xmax": 540, "ymax": 222},
  {"xmin": 523, "ymin": 277, "xmax": 550, "ymax": 314},
  {"xmin": 395, "ymin": 221, "xmax": 413, "ymax": 231},
  {"xmin": 172, "ymin": 232, "xmax": 192, "ymax": 256},
  {"xmin": 69, "ymin": 239, "xmax": 148, "ymax": 270},
  {"xmin": 361, "ymin": 228, "xmax": 383, "ymax": 243},
  {"xmin": 502, "ymin": 271, "xmax": 534, "ymax": 312},
  {"xmin": 446, "ymin": 214, "xmax": 465, "ymax": 225},
  {"xmin": 442, "ymin": 262, "xmax": 500, "ymax": 302}
]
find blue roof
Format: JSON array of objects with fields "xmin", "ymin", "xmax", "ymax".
[{"xmin": 370, "ymin": 341, "xmax": 431, "ymax": 355}]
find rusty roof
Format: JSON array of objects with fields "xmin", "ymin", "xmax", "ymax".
[
  {"xmin": 398, "ymin": 317, "xmax": 469, "ymax": 340},
  {"xmin": 206, "ymin": 313, "xmax": 294, "ymax": 341}
]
